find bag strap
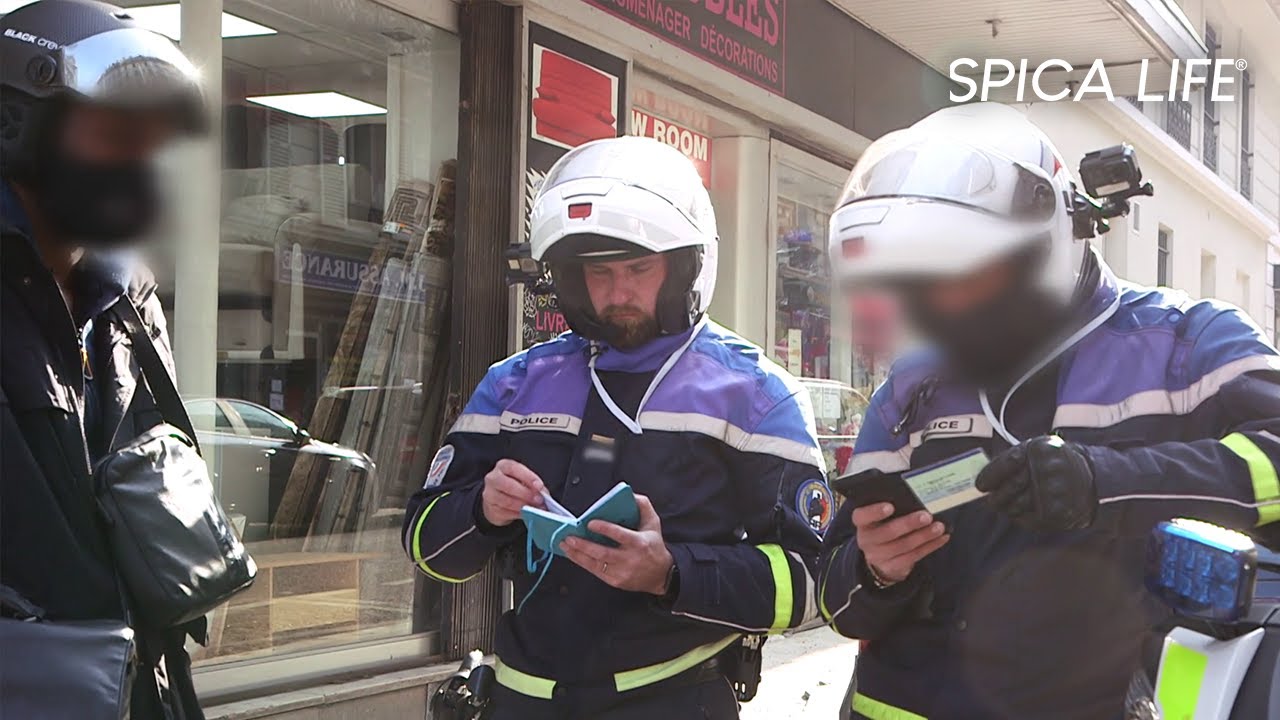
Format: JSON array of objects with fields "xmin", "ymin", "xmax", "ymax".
[
  {"xmin": 113, "ymin": 298, "xmax": 200, "ymax": 454},
  {"xmin": 0, "ymin": 583, "xmax": 46, "ymax": 620}
]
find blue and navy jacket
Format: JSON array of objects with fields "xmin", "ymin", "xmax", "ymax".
[
  {"xmin": 404, "ymin": 320, "xmax": 831, "ymax": 696},
  {"xmin": 818, "ymin": 257, "xmax": 1280, "ymax": 720}
]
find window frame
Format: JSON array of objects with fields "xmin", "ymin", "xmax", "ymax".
[
  {"xmin": 1157, "ymin": 227, "xmax": 1171, "ymax": 287},
  {"xmin": 766, "ymin": 140, "xmax": 854, "ymax": 385},
  {"xmin": 1202, "ymin": 23, "xmax": 1220, "ymax": 171},
  {"xmin": 1241, "ymin": 69, "xmax": 1254, "ymax": 200}
]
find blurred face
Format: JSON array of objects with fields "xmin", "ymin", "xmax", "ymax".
[
  {"xmin": 583, "ymin": 254, "xmax": 668, "ymax": 348},
  {"xmin": 912, "ymin": 258, "xmax": 1015, "ymax": 317},
  {"xmin": 895, "ymin": 252, "xmax": 1066, "ymax": 385},
  {"xmin": 25, "ymin": 103, "xmax": 178, "ymax": 248},
  {"xmin": 61, "ymin": 104, "xmax": 177, "ymax": 165}
]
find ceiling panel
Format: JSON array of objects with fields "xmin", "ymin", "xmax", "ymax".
[{"xmin": 832, "ymin": 0, "xmax": 1172, "ymax": 76}]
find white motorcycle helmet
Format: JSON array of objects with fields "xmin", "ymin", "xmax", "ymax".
[
  {"xmin": 828, "ymin": 103, "xmax": 1083, "ymax": 304},
  {"xmin": 529, "ymin": 136, "xmax": 718, "ymax": 343}
]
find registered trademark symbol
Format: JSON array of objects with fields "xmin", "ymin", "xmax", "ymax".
[{"xmin": 1236, "ymin": 59, "xmax": 1248, "ymax": 71}]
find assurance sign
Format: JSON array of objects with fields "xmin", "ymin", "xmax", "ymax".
[{"xmin": 584, "ymin": 0, "xmax": 786, "ymax": 93}]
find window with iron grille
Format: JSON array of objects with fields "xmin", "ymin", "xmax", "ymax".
[
  {"xmin": 1167, "ymin": 98, "xmax": 1193, "ymax": 149},
  {"xmin": 1157, "ymin": 227, "xmax": 1171, "ymax": 286},
  {"xmin": 1242, "ymin": 69, "xmax": 1254, "ymax": 200},
  {"xmin": 1124, "ymin": 95, "xmax": 1143, "ymax": 110},
  {"xmin": 1203, "ymin": 24, "xmax": 1219, "ymax": 170}
]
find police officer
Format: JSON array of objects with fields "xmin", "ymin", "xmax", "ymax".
[
  {"xmin": 817, "ymin": 103, "xmax": 1280, "ymax": 719},
  {"xmin": 404, "ymin": 136, "xmax": 832, "ymax": 719},
  {"xmin": 1, "ymin": 1, "xmax": 207, "ymax": 717}
]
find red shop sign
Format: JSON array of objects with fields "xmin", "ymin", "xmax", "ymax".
[{"xmin": 584, "ymin": 0, "xmax": 786, "ymax": 94}]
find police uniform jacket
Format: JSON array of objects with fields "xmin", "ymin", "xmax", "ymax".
[
  {"xmin": 818, "ymin": 255, "xmax": 1280, "ymax": 720},
  {"xmin": 404, "ymin": 320, "xmax": 833, "ymax": 696}
]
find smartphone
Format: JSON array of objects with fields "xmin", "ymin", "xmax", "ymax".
[{"xmin": 831, "ymin": 470, "xmax": 925, "ymax": 520}]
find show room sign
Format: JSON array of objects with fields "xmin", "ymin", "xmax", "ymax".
[{"xmin": 630, "ymin": 108, "xmax": 712, "ymax": 188}]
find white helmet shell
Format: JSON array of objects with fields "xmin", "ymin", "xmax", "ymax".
[
  {"xmin": 829, "ymin": 103, "xmax": 1083, "ymax": 303},
  {"xmin": 530, "ymin": 136, "xmax": 719, "ymax": 335}
]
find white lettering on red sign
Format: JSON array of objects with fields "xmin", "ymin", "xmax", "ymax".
[{"xmin": 630, "ymin": 108, "xmax": 713, "ymax": 188}]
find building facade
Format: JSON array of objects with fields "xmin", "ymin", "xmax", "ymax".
[
  {"xmin": 1030, "ymin": 0, "xmax": 1280, "ymax": 342},
  {"xmin": 0, "ymin": 0, "xmax": 1230, "ymax": 717}
]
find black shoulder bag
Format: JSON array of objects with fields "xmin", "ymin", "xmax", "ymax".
[
  {"xmin": 0, "ymin": 583, "xmax": 137, "ymax": 720},
  {"xmin": 93, "ymin": 298, "xmax": 257, "ymax": 630}
]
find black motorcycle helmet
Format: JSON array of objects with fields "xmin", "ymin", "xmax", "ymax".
[{"xmin": 0, "ymin": 0, "xmax": 208, "ymax": 182}]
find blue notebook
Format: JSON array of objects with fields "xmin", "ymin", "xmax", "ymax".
[{"xmin": 521, "ymin": 482, "xmax": 640, "ymax": 558}]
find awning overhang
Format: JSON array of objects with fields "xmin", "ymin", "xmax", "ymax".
[{"xmin": 836, "ymin": 0, "xmax": 1208, "ymax": 99}]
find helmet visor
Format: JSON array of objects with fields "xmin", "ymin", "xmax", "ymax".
[
  {"xmin": 56, "ymin": 28, "xmax": 207, "ymax": 133},
  {"xmin": 837, "ymin": 134, "xmax": 1058, "ymax": 224}
]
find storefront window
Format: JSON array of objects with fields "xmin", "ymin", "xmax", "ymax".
[
  {"xmin": 773, "ymin": 148, "xmax": 895, "ymax": 473},
  {"xmin": 773, "ymin": 161, "xmax": 840, "ymax": 381},
  {"xmin": 122, "ymin": 0, "xmax": 459, "ymax": 667}
]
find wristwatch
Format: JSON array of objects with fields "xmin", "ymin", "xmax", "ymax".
[{"xmin": 661, "ymin": 561, "xmax": 681, "ymax": 599}]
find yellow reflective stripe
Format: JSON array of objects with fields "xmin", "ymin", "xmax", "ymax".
[
  {"xmin": 818, "ymin": 545, "xmax": 842, "ymax": 623},
  {"xmin": 1221, "ymin": 433, "xmax": 1280, "ymax": 526},
  {"xmin": 758, "ymin": 544, "xmax": 793, "ymax": 630},
  {"xmin": 613, "ymin": 634, "xmax": 741, "ymax": 693},
  {"xmin": 494, "ymin": 659, "xmax": 556, "ymax": 699},
  {"xmin": 1156, "ymin": 640, "xmax": 1208, "ymax": 718},
  {"xmin": 852, "ymin": 692, "xmax": 927, "ymax": 720},
  {"xmin": 411, "ymin": 493, "xmax": 478, "ymax": 583}
]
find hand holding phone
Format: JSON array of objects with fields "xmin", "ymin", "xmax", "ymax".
[{"xmin": 851, "ymin": 503, "xmax": 949, "ymax": 584}]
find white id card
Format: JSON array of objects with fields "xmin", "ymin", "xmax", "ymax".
[{"xmin": 901, "ymin": 448, "xmax": 990, "ymax": 514}]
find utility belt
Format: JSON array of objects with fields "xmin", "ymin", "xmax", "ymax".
[{"xmin": 433, "ymin": 634, "xmax": 766, "ymax": 719}]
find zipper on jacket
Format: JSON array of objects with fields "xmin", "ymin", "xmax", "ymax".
[{"xmin": 892, "ymin": 375, "xmax": 939, "ymax": 436}]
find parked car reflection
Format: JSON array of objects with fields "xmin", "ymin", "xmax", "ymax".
[
  {"xmin": 798, "ymin": 378, "xmax": 869, "ymax": 479},
  {"xmin": 185, "ymin": 398, "xmax": 376, "ymax": 542}
]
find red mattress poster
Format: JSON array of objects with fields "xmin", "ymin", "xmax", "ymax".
[
  {"xmin": 521, "ymin": 25, "xmax": 628, "ymax": 349},
  {"xmin": 530, "ymin": 45, "xmax": 620, "ymax": 151}
]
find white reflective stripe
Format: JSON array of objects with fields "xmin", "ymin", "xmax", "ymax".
[
  {"xmin": 638, "ymin": 410, "xmax": 824, "ymax": 467},
  {"xmin": 789, "ymin": 551, "xmax": 819, "ymax": 625},
  {"xmin": 670, "ymin": 610, "xmax": 771, "ymax": 634},
  {"xmin": 449, "ymin": 413, "xmax": 501, "ymax": 435},
  {"xmin": 422, "ymin": 525, "xmax": 477, "ymax": 564},
  {"xmin": 845, "ymin": 447, "xmax": 912, "ymax": 475},
  {"xmin": 1053, "ymin": 354, "xmax": 1280, "ymax": 429},
  {"xmin": 908, "ymin": 413, "xmax": 993, "ymax": 448},
  {"xmin": 1099, "ymin": 493, "xmax": 1280, "ymax": 510},
  {"xmin": 826, "ymin": 583, "xmax": 864, "ymax": 624},
  {"xmin": 498, "ymin": 411, "xmax": 582, "ymax": 434}
]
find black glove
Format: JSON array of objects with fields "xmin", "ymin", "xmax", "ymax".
[{"xmin": 975, "ymin": 436, "xmax": 1098, "ymax": 531}]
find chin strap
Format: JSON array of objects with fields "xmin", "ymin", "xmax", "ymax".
[
  {"xmin": 979, "ymin": 291, "xmax": 1121, "ymax": 446},
  {"xmin": 588, "ymin": 318, "xmax": 706, "ymax": 435}
]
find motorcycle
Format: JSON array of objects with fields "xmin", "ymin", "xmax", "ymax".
[{"xmin": 1126, "ymin": 518, "xmax": 1280, "ymax": 719}]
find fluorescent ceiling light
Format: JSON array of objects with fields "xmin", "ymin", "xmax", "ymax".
[
  {"xmin": 0, "ymin": 2, "xmax": 276, "ymax": 40},
  {"xmin": 125, "ymin": 4, "xmax": 276, "ymax": 41},
  {"xmin": 247, "ymin": 92, "xmax": 387, "ymax": 118}
]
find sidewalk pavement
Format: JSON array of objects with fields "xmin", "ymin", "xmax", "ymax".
[{"xmin": 740, "ymin": 626, "xmax": 857, "ymax": 719}]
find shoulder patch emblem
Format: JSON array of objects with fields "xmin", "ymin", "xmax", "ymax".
[
  {"xmin": 796, "ymin": 478, "xmax": 834, "ymax": 533},
  {"xmin": 424, "ymin": 445, "xmax": 455, "ymax": 488}
]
